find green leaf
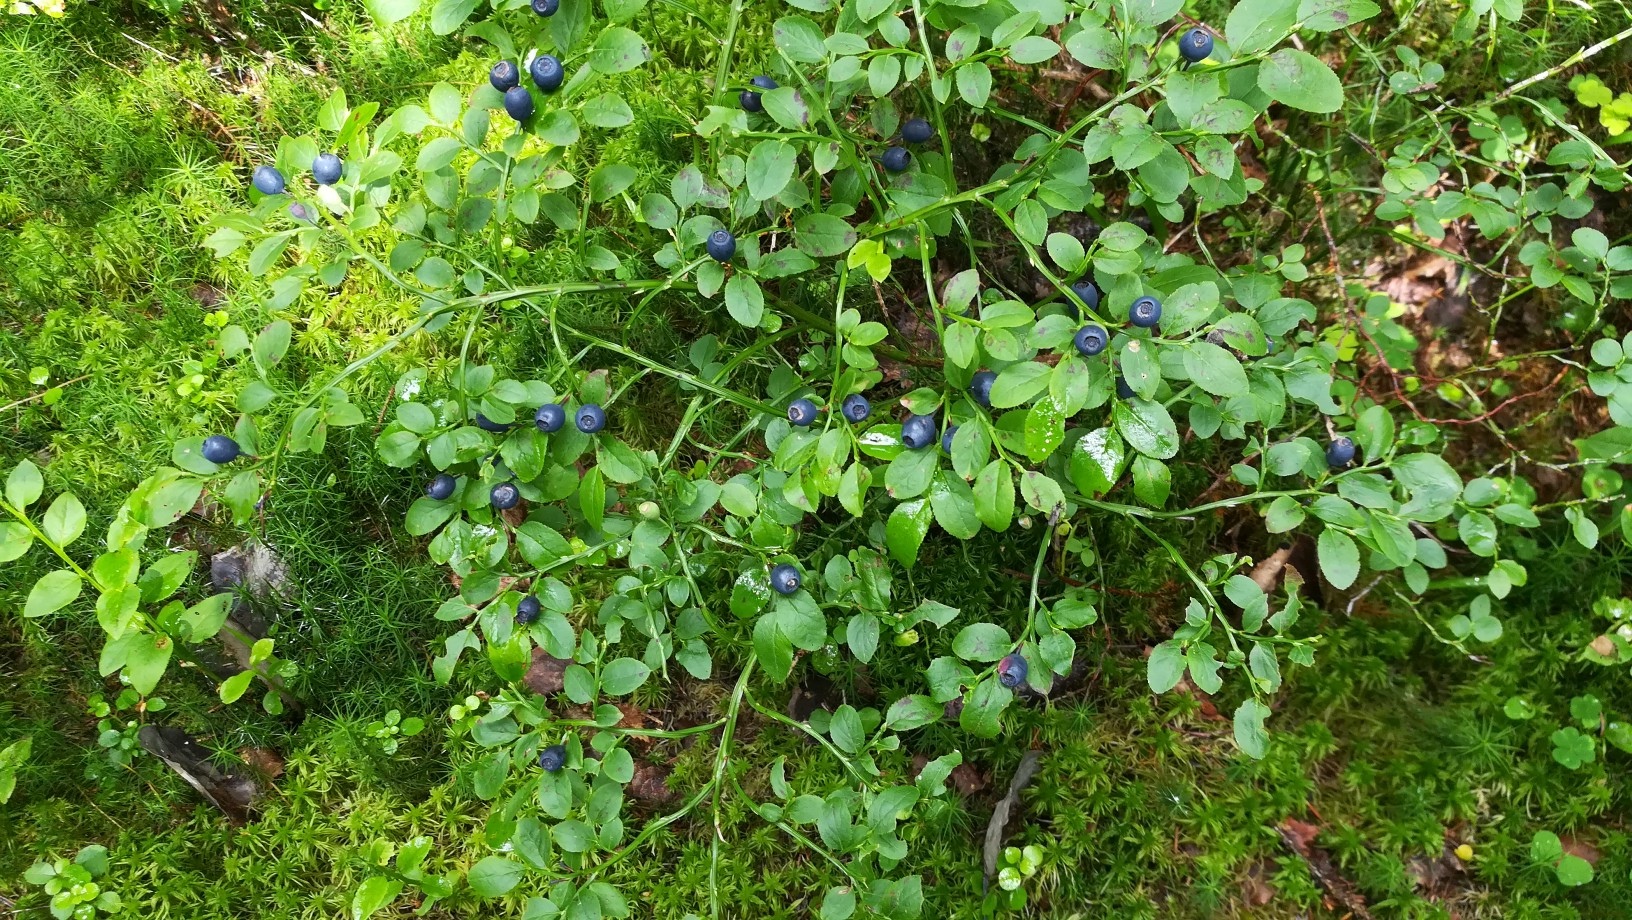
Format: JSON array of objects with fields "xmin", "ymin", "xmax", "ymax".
[
  {"xmin": 795, "ymin": 213, "xmax": 857, "ymax": 258},
  {"xmin": 352, "ymin": 876, "xmax": 405, "ymax": 920},
  {"xmin": 467, "ymin": 856, "xmax": 523, "ymax": 897},
  {"xmin": 1113, "ymin": 398, "xmax": 1179, "ymax": 460},
  {"xmin": 774, "ymin": 16, "xmax": 828, "ymax": 63},
  {"xmin": 429, "ymin": 0, "xmax": 479, "ymax": 34},
  {"xmin": 747, "ymin": 139, "xmax": 797, "ymax": 202},
  {"xmin": 590, "ymin": 27, "xmax": 651, "ymax": 73},
  {"xmin": 1316, "ymin": 527, "xmax": 1360, "ymax": 589},
  {"xmin": 25, "ymin": 569, "xmax": 81, "ymax": 618},
  {"xmin": 1258, "ymin": 49, "xmax": 1344, "ymax": 113},
  {"xmin": 1147, "ymin": 640, "xmax": 1185, "ymax": 692},
  {"xmin": 1233, "ymin": 699, "xmax": 1271, "ymax": 759},
  {"xmin": 0, "ymin": 521, "xmax": 32, "ymax": 563},
  {"xmin": 40, "ymin": 492, "xmax": 86, "ymax": 546},
  {"xmin": 1008, "ymin": 36, "xmax": 1060, "ymax": 64},
  {"xmin": 124, "ymin": 633, "xmax": 174, "ymax": 695},
  {"xmin": 253, "ymin": 320, "xmax": 293, "ymax": 376},
  {"xmin": 1182, "ymin": 342, "xmax": 1250, "ymax": 397},
  {"xmin": 363, "ymin": 0, "xmax": 419, "ymax": 25},
  {"xmin": 958, "ymin": 678, "xmax": 1010, "ymax": 737},
  {"xmin": 1297, "ymin": 0, "xmax": 1381, "ymax": 31},
  {"xmin": 989, "ymin": 361, "xmax": 1051, "ymax": 409},
  {"xmin": 973, "ymin": 461, "xmax": 1014, "ymax": 532},
  {"xmin": 1227, "ymin": 0, "xmax": 1298, "ymax": 53},
  {"xmin": 952, "ymin": 623, "xmax": 1010, "ymax": 662},
  {"xmin": 725, "ymin": 274, "xmax": 765, "ymax": 327},
  {"xmin": 600, "ymin": 657, "xmax": 651, "ymax": 695},
  {"xmin": 929, "ymin": 474, "xmax": 981, "ymax": 539},
  {"xmin": 886, "ymin": 498, "xmax": 932, "ymax": 568},
  {"xmin": 6, "ymin": 459, "xmax": 43, "ymax": 509}
]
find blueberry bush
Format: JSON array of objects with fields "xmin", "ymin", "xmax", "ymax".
[{"xmin": 7, "ymin": 0, "xmax": 1632, "ymax": 915}]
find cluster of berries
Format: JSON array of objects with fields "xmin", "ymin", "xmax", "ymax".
[{"xmin": 423, "ymin": 401, "xmax": 609, "ymax": 510}]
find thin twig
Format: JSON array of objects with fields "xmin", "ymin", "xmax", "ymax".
[{"xmin": 0, "ymin": 374, "xmax": 90, "ymax": 414}]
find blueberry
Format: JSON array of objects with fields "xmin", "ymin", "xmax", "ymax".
[
  {"xmin": 251, "ymin": 165, "xmax": 285, "ymax": 196},
  {"xmin": 1070, "ymin": 280, "xmax": 1100, "ymax": 315},
  {"xmin": 538, "ymin": 743, "xmax": 566, "ymax": 772},
  {"xmin": 311, "ymin": 152, "xmax": 342, "ymax": 186},
  {"xmin": 970, "ymin": 370, "xmax": 997, "ymax": 408},
  {"xmin": 900, "ymin": 413, "xmax": 936, "ymax": 450},
  {"xmin": 739, "ymin": 90, "xmax": 765, "ymax": 113},
  {"xmin": 1115, "ymin": 376, "xmax": 1135, "ymax": 400},
  {"xmin": 901, "ymin": 117, "xmax": 933, "ymax": 144},
  {"xmin": 997, "ymin": 652, "xmax": 1028, "ymax": 689},
  {"xmin": 941, "ymin": 425, "xmax": 958, "ymax": 455},
  {"xmin": 841, "ymin": 393, "xmax": 871, "ymax": 423},
  {"xmin": 1129, "ymin": 295, "xmax": 1162, "ymax": 328},
  {"xmin": 490, "ymin": 60, "xmax": 520, "ymax": 92},
  {"xmin": 787, "ymin": 398, "xmax": 818, "ymax": 427},
  {"xmin": 201, "ymin": 435, "xmax": 240, "ymax": 464},
  {"xmin": 531, "ymin": 0, "xmax": 558, "ymax": 14},
  {"xmin": 491, "ymin": 482, "xmax": 521, "ymax": 510},
  {"xmin": 426, "ymin": 473, "xmax": 457, "ymax": 501},
  {"xmin": 1326, "ymin": 437, "xmax": 1357, "ymax": 468},
  {"xmin": 749, "ymin": 75, "xmax": 778, "ymax": 91},
  {"xmin": 287, "ymin": 202, "xmax": 313, "ymax": 222},
  {"xmin": 503, "ymin": 86, "xmax": 535, "ymax": 122},
  {"xmin": 474, "ymin": 413, "xmax": 509, "ymax": 433},
  {"xmin": 769, "ymin": 563, "xmax": 802, "ymax": 596},
  {"xmin": 1074, "ymin": 324, "xmax": 1109, "ymax": 357},
  {"xmin": 706, "ymin": 229, "xmax": 737, "ymax": 262},
  {"xmin": 576, "ymin": 403, "xmax": 607, "ymax": 433},
  {"xmin": 1179, "ymin": 27, "xmax": 1215, "ymax": 63},
  {"xmin": 516, "ymin": 595, "xmax": 541, "ymax": 624},
  {"xmin": 534, "ymin": 403, "xmax": 566, "ymax": 433},
  {"xmin": 881, "ymin": 146, "xmax": 911, "ymax": 173},
  {"xmin": 530, "ymin": 54, "xmax": 564, "ymax": 93}
]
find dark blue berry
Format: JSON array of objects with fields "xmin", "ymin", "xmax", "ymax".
[
  {"xmin": 1179, "ymin": 27, "xmax": 1215, "ymax": 63},
  {"xmin": 503, "ymin": 86, "xmax": 534, "ymax": 121},
  {"xmin": 474, "ymin": 413, "xmax": 509, "ymax": 433},
  {"xmin": 534, "ymin": 403, "xmax": 566, "ymax": 433},
  {"xmin": 1326, "ymin": 437, "xmax": 1356, "ymax": 468},
  {"xmin": 538, "ymin": 744, "xmax": 566, "ymax": 771},
  {"xmin": 706, "ymin": 229, "xmax": 737, "ymax": 262},
  {"xmin": 1070, "ymin": 280, "xmax": 1100, "ymax": 315},
  {"xmin": 749, "ymin": 75, "xmax": 778, "ymax": 91},
  {"xmin": 769, "ymin": 563, "xmax": 802, "ymax": 596},
  {"xmin": 941, "ymin": 425, "xmax": 958, "ymax": 455},
  {"xmin": 901, "ymin": 117, "xmax": 932, "ymax": 144},
  {"xmin": 739, "ymin": 90, "xmax": 764, "ymax": 112},
  {"xmin": 998, "ymin": 652, "xmax": 1028, "ymax": 689},
  {"xmin": 490, "ymin": 482, "xmax": 521, "ymax": 510},
  {"xmin": 881, "ymin": 146, "xmax": 910, "ymax": 173},
  {"xmin": 311, "ymin": 152, "xmax": 342, "ymax": 186},
  {"xmin": 1129, "ymin": 295, "xmax": 1162, "ymax": 328},
  {"xmin": 841, "ymin": 394, "xmax": 871, "ymax": 423},
  {"xmin": 516, "ymin": 595, "xmax": 541, "ymax": 624},
  {"xmin": 1115, "ymin": 376, "xmax": 1135, "ymax": 400},
  {"xmin": 531, "ymin": 0, "xmax": 558, "ymax": 14},
  {"xmin": 787, "ymin": 398, "xmax": 818, "ymax": 427},
  {"xmin": 490, "ymin": 60, "xmax": 520, "ymax": 92},
  {"xmin": 251, "ymin": 165, "xmax": 285, "ymax": 196},
  {"xmin": 426, "ymin": 473, "xmax": 457, "ymax": 501},
  {"xmin": 901, "ymin": 414, "xmax": 936, "ymax": 450},
  {"xmin": 530, "ymin": 55, "xmax": 564, "ymax": 93},
  {"xmin": 970, "ymin": 370, "xmax": 997, "ymax": 408},
  {"xmin": 576, "ymin": 404, "xmax": 607, "ymax": 433},
  {"xmin": 201, "ymin": 435, "xmax": 240, "ymax": 464},
  {"xmin": 1074, "ymin": 325, "xmax": 1109, "ymax": 357}
]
